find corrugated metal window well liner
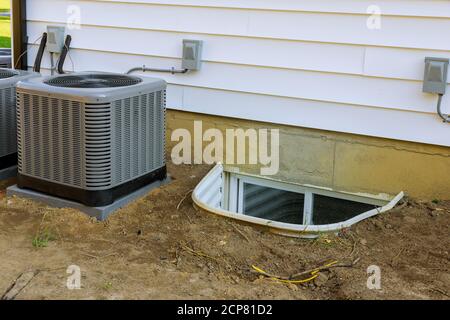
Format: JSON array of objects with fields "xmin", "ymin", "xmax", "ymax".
[{"xmin": 192, "ymin": 164, "xmax": 404, "ymax": 238}]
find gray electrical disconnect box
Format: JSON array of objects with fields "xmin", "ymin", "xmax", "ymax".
[
  {"xmin": 423, "ymin": 57, "xmax": 449, "ymax": 95},
  {"xmin": 182, "ymin": 40, "xmax": 203, "ymax": 71},
  {"xmin": 46, "ymin": 26, "xmax": 66, "ymax": 53}
]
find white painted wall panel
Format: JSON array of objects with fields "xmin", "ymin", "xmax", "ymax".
[
  {"xmin": 24, "ymin": 0, "xmax": 450, "ymax": 146},
  {"xmin": 27, "ymin": 21, "xmax": 366, "ymax": 75},
  {"xmin": 364, "ymin": 47, "xmax": 450, "ymax": 81},
  {"xmin": 27, "ymin": 21, "xmax": 450, "ymax": 84},
  {"xmin": 26, "ymin": 47, "xmax": 450, "ymax": 115},
  {"xmin": 247, "ymin": 11, "xmax": 450, "ymax": 51},
  {"xmin": 27, "ymin": 0, "xmax": 450, "ymax": 50},
  {"xmin": 85, "ymin": 0, "xmax": 450, "ymax": 18},
  {"xmin": 27, "ymin": 0, "xmax": 250, "ymax": 36}
]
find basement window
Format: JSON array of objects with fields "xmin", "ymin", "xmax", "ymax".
[
  {"xmin": 193, "ymin": 165, "xmax": 404, "ymax": 238},
  {"xmin": 225, "ymin": 172, "xmax": 381, "ymax": 227},
  {"xmin": 312, "ymin": 195, "xmax": 376, "ymax": 225},
  {"xmin": 242, "ymin": 183, "xmax": 305, "ymax": 224}
]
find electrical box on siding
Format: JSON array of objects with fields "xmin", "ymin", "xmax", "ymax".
[
  {"xmin": 46, "ymin": 26, "xmax": 66, "ymax": 53},
  {"xmin": 182, "ymin": 40, "xmax": 203, "ymax": 71},
  {"xmin": 423, "ymin": 57, "xmax": 449, "ymax": 95}
]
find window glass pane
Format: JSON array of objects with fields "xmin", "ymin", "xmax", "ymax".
[
  {"xmin": 243, "ymin": 183, "xmax": 304, "ymax": 224},
  {"xmin": 312, "ymin": 195, "xmax": 376, "ymax": 225}
]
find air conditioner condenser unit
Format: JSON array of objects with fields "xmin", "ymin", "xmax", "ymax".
[
  {"xmin": 16, "ymin": 72, "xmax": 167, "ymax": 206},
  {"xmin": 0, "ymin": 69, "xmax": 39, "ymax": 171},
  {"xmin": 0, "ymin": 49, "xmax": 12, "ymax": 68}
]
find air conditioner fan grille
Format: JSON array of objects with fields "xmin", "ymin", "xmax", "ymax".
[
  {"xmin": 0, "ymin": 69, "xmax": 18, "ymax": 79},
  {"xmin": 44, "ymin": 74, "xmax": 143, "ymax": 88}
]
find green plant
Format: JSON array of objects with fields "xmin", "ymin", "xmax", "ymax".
[
  {"xmin": 32, "ymin": 230, "xmax": 56, "ymax": 248},
  {"xmin": 0, "ymin": 16, "xmax": 11, "ymax": 47},
  {"xmin": 0, "ymin": 0, "xmax": 11, "ymax": 12},
  {"xmin": 102, "ymin": 281, "xmax": 113, "ymax": 290}
]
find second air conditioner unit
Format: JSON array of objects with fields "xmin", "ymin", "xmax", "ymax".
[
  {"xmin": 0, "ymin": 49, "xmax": 12, "ymax": 68},
  {"xmin": 16, "ymin": 72, "xmax": 167, "ymax": 206},
  {"xmin": 0, "ymin": 68, "xmax": 39, "ymax": 171}
]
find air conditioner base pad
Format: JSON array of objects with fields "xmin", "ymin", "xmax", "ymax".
[
  {"xmin": 6, "ymin": 177, "xmax": 170, "ymax": 220},
  {"xmin": 0, "ymin": 166, "xmax": 17, "ymax": 181}
]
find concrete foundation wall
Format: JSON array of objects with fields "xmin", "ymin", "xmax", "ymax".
[{"xmin": 167, "ymin": 110, "xmax": 450, "ymax": 201}]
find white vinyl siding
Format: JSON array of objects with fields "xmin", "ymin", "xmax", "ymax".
[{"xmin": 25, "ymin": 0, "xmax": 450, "ymax": 146}]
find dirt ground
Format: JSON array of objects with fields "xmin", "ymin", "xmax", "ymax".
[{"xmin": 0, "ymin": 162, "xmax": 449, "ymax": 300}]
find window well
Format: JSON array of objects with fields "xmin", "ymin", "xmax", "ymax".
[{"xmin": 193, "ymin": 164, "xmax": 404, "ymax": 238}]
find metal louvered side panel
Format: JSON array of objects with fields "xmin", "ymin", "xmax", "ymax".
[
  {"xmin": 147, "ymin": 92, "xmax": 155, "ymax": 172},
  {"xmin": 84, "ymin": 103, "xmax": 112, "ymax": 190},
  {"xmin": 0, "ymin": 87, "xmax": 16, "ymax": 157},
  {"xmin": 112, "ymin": 97, "xmax": 131, "ymax": 184},
  {"xmin": 155, "ymin": 90, "xmax": 166, "ymax": 169},
  {"xmin": 17, "ymin": 93, "xmax": 83, "ymax": 188},
  {"xmin": 111, "ymin": 90, "xmax": 166, "ymax": 187}
]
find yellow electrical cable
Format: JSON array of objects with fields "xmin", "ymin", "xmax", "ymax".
[
  {"xmin": 252, "ymin": 260, "xmax": 339, "ymax": 284},
  {"xmin": 275, "ymin": 274, "xmax": 319, "ymax": 284}
]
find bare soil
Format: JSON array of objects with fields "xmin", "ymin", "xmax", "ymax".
[{"xmin": 0, "ymin": 163, "xmax": 449, "ymax": 300}]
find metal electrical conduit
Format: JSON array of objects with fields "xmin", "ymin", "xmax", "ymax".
[
  {"xmin": 127, "ymin": 65, "xmax": 189, "ymax": 75},
  {"xmin": 437, "ymin": 94, "xmax": 450, "ymax": 123}
]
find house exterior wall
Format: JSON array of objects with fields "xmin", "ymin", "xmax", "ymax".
[
  {"xmin": 25, "ymin": 0, "xmax": 450, "ymax": 147},
  {"xmin": 23, "ymin": 0, "xmax": 450, "ymax": 199}
]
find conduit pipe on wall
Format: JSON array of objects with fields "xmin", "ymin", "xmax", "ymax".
[{"xmin": 127, "ymin": 65, "xmax": 189, "ymax": 75}]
